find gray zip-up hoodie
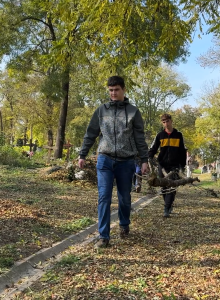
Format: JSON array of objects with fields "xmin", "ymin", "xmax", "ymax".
[{"xmin": 79, "ymin": 98, "xmax": 148, "ymax": 163}]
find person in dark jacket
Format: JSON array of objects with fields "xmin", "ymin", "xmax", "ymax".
[
  {"xmin": 78, "ymin": 76, "xmax": 149, "ymax": 248},
  {"xmin": 148, "ymin": 113, "xmax": 186, "ymax": 217}
]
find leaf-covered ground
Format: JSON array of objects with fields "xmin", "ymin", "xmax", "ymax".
[
  {"xmin": 0, "ymin": 165, "xmax": 143, "ymax": 273},
  {"xmin": 10, "ymin": 176, "xmax": 220, "ymax": 300}
]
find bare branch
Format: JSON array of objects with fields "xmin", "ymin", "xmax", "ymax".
[
  {"xmin": 20, "ymin": 16, "xmax": 49, "ymax": 27},
  {"xmin": 147, "ymin": 173, "xmax": 200, "ymax": 187}
]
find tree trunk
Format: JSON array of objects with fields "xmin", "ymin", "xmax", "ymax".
[
  {"xmin": 8, "ymin": 97, "xmax": 14, "ymax": 145},
  {"xmin": 29, "ymin": 125, "xmax": 33, "ymax": 152},
  {"xmin": 54, "ymin": 67, "xmax": 70, "ymax": 158},
  {"xmin": 0, "ymin": 110, "xmax": 3, "ymax": 133},
  {"xmin": 23, "ymin": 124, "xmax": 28, "ymax": 145},
  {"xmin": 46, "ymin": 96, "xmax": 54, "ymax": 147},
  {"xmin": 48, "ymin": 129, "xmax": 53, "ymax": 147},
  {"xmin": 0, "ymin": 110, "xmax": 4, "ymax": 146}
]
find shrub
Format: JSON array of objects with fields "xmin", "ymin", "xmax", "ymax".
[{"xmin": 0, "ymin": 145, "xmax": 36, "ymax": 167}]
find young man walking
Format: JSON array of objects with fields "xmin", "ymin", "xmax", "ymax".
[
  {"xmin": 78, "ymin": 76, "xmax": 149, "ymax": 248},
  {"xmin": 148, "ymin": 113, "xmax": 186, "ymax": 217}
]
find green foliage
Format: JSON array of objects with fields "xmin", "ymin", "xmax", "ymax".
[
  {"xmin": 193, "ymin": 169, "xmax": 201, "ymax": 174},
  {"xmin": 193, "ymin": 84, "xmax": 220, "ymax": 162},
  {"xmin": 80, "ymin": 0, "xmax": 191, "ymax": 65},
  {"xmin": 68, "ymin": 106, "xmax": 97, "ymax": 147},
  {"xmin": 2, "ymin": 0, "xmax": 218, "ymax": 159},
  {"xmin": 62, "ymin": 217, "xmax": 95, "ymax": 233},
  {"xmin": 0, "ymin": 145, "xmax": 43, "ymax": 167},
  {"xmin": 0, "ymin": 145, "xmax": 23, "ymax": 166},
  {"xmin": 40, "ymin": 72, "xmax": 63, "ymax": 102},
  {"xmin": 0, "ymin": 132, "xmax": 5, "ymax": 146},
  {"xmin": 0, "ymin": 257, "xmax": 14, "ymax": 269},
  {"xmin": 162, "ymin": 294, "xmax": 177, "ymax": 300},
  {"xmin": 29, "ymin": 149, "xmax": 48, "ymax": 166},
  {"xmin": 130, "ymin": 64, "xmax": 191, "ymax": 137},
  {"xmin": 40, "ymin": 270, "xmax": 60, "ymax": 283},
  {"xmin": 0, "ymin": 71, "xmax": 59, "ymax": 148},
  {"xmin": 197, "ymin": 173, "xmax": 220, "ymax": 189},
  {"xmin": 57, "ymin": 254, "xmax": 80, "ymax": 267},
  {"xmin": 69, "ymin": 149, "xmax": 81, "ymax": 160},
  {"xmin": 0, "ymin": 0, "xmax": 197, "ymax": 158},
  {"xmin": 212, "ymin": 249, "xmax": 220, "ymax": 255},
  {"xmin": 171, "ymin": 105, "xmax": 201, "ymax": 153},
  {"xmin": 180, "ymin": 0, "xmax": 220, "ymax": 34},
  {"xmin": 0, "ymin": 0, "xmax": 192, "ymax": 84}
]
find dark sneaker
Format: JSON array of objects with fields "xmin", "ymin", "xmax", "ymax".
[
  {"xmin": 169, "ymin": 205, "xmax": 173, "ymax": 214},
  {"xmin": 120, "ymin": 226, "xmax": 129, "ymax": 238},
  {"xmin": 164, "ymin": 208, "xmax": 170, "ymax": 218},
  {"xmin": 136, "ymin": 185, "xmax": 141, "ymax": 193},
  {"xmin": 95, "ymin": 238, "xmax": 109, "ymax": 248}
]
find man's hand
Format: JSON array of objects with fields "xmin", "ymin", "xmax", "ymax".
[
  {"xmin": 141, "ymin": 162, "xmax": 150, "ymax": 174},
  {"xmin": 78, "ymin": 158, "xmax": 86, "ymax": 168}
]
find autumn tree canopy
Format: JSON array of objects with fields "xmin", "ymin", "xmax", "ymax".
[{"xmin": 0, "ymin": 0, "xmax": 220, "ymax": 157}]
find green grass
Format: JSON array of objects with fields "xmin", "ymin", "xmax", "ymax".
[
  {"xmin": 62, "ymin": 217, "xmax": 95, "ymax": 233},
  {"xmin": 0, "ymin": 257, "xmax": 14, "ymax": 269},
  {"xmin": 0, "ymin": 244, "xmax": 17, "ymax": 271},
  {"xmin": 193, "ymin": 169, "xmax": 201, "ymax": 174},
  {"xmin": 162, "ymin": 295, "xmax": 177, "ymax": 300},
  {"xmin": 212, "ymin": 249, "xmax": 220, "ymax": 255},
  {"xmin": 57, "ymin": 254, "xmax": 81, "ymax": 267},
  {"xmin": 199, "ymin": 181, "xmax": 218, "ymax": 188},
  {"xmin": 40, "ymin": 270, "xmax": 60, "ymax": 283},
  {"xmin": 195, "ymin": 172, "xmax": 220, "ymax": 189}
]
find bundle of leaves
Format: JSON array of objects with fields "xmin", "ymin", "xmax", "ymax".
[
  {"xmin": 45, "ymin": 167, "xmax": 73, "ymax": 182},
  {"xmin": 43, "ymin": 158, "xmax": 97, "ymax": 184}
]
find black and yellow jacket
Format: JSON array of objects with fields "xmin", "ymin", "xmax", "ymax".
[{"xmin": 148, "ymin": 128, "xmax": 186, "ymax": 169}]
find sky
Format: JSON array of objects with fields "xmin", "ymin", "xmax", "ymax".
[{"xmin": 174, "ymin": 29, "xmax": 220, "ymax": 109}]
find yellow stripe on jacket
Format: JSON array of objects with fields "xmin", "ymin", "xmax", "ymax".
[{"xmin": 160, "ymin": 138, "xmax": 180, "ymax": 147}]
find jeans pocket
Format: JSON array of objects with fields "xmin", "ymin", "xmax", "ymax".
[{"xmin": 96, "ymin": 154, "xmax": 109, "ymax": 169}]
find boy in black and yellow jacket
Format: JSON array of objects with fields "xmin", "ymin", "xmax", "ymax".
[{"xmin": 148, "ymin": 113, "xmax": 186, "ymax": 217}]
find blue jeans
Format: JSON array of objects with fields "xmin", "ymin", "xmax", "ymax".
[
  {"xmin": 135, "ymin": 164, "xmax": 142, "ymax": 187},
  {"xmin": 96, "ymin": 154, "xmax": 135, "ymax": 240}
]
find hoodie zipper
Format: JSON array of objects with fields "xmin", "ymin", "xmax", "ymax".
[
  {"xmin": 114, "ymin": 105, "xmax": 117, "ymax": 158},
  {"xmin": 167, "ymin": 132, "xmax": 171, "ymax": 164}
]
